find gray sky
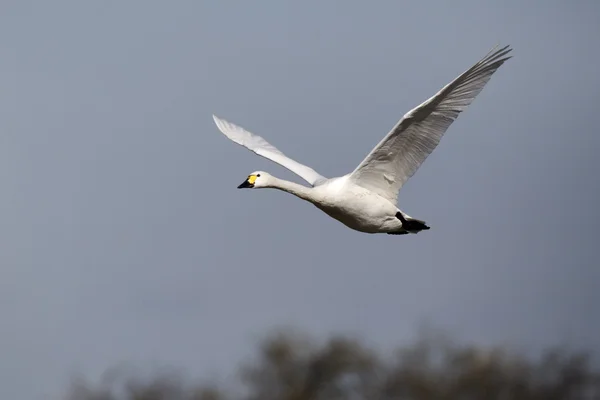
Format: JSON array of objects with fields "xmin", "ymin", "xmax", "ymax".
[{"xmin": 1, "ymin": 1, "xmax": 599, "ymax": 398}]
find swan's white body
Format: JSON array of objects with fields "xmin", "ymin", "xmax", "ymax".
[
  {"xmin": 214, "ymin": 45, "xmax": 512, "ymax": 235},
  {"xmin": 261, "ymin": 174, "xmax": 403, "ymax": 233}
]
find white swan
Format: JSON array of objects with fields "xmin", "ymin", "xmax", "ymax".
[{"xmin": 214, "ymin": 45, "xmax": 512, "ymax": 235}]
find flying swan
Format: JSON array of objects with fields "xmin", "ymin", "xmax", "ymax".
[{"xmin": 213, "ymin": 45, "xmax": 512, "ymax": 235}]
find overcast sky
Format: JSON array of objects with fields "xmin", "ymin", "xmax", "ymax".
[{"xmin": 1, "ymin": 1, "xmax": 599, "ymax": 399}]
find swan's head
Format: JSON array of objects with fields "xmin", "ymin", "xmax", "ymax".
[{"xmin": 237, "ymin": 171, "xmax": 271, "ymax": 189}]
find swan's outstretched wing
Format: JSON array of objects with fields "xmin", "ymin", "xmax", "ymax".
[
  {"xmin": 349, "ymin": 45, "xmax": 512, "ymax": 204},
  {"xmin": 213, "ymin": 115, "xmax": 327, "ymax": 186}
]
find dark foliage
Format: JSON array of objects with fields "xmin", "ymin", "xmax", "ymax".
[{"xmin": 65, "ymin": 329, "xmax": 600, "ymax": 400}]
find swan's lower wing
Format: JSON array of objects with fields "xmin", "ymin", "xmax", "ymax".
[
  {"xmin": 349, "ymin": 45, "xmax": 512, "ymax": 204},
  {"xmin": 213, "ymin": 115, "xmax": 327, "ymax": 186}
]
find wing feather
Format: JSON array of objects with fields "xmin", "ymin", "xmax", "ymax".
[
  {"xmin": 213, "ymin": 115, "xmax": 327, "ymax": 186},
  {"xmin": 349, "ymin": 45, "xmax": 512, "ymax": 204}
]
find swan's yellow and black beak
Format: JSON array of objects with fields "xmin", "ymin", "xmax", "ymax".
[{"xmin": 237, "ymin": 174, "xmax": 257, "ymax": 189}]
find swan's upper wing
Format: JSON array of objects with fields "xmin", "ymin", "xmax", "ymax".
[
  {"xmin": 349, "ymin": 45, "xmax": 512, "ymax": 204},
  {"xmin": 213, "ymin": 115, "xmax": 327, "ymax": 186}
]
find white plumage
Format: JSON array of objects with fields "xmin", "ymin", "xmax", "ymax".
[{"xmin": 214, "ymin": 45, "xmax": 512, "ymax": 235}]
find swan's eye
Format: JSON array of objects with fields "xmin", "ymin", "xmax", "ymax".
[{"xmin": 256, "ymin": 174, "xmax": 261, "ymax": 177}]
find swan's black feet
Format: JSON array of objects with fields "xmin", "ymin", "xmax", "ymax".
[
  {"xmin": 395, "ymin": 212, "xmax": 430, "ymax": 233},
  {"xmin": 387, "ymin": 230, "xmax": 409, "ymax": 235}
]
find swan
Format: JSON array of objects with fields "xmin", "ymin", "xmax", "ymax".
[{"xmin": 213, "ymin": 45, "xmax": 512, "ymax": 235}]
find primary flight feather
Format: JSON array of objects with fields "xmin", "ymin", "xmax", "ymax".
[{"xmin": 214, "ymin": 45, "xmax": 512, "ymax": 235}]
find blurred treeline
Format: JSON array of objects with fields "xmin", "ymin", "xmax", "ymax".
[{"xmin": 65, "ymin": 328, "xmax": 600, "ymax": 400}]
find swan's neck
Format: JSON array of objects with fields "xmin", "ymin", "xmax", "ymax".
[{"xmin": 266, "ymin": 177, "xmax": 317, "ymax": 203}]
